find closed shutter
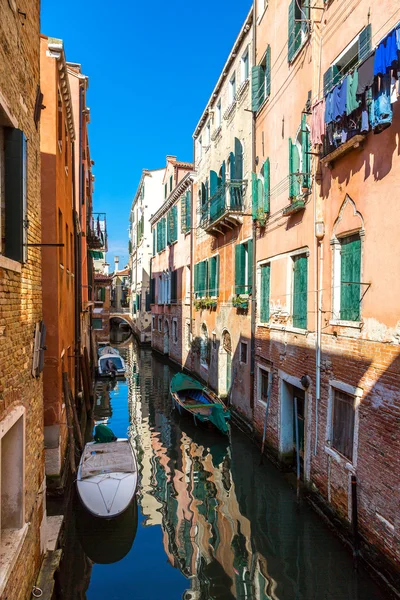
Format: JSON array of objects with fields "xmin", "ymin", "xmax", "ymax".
[
  {"xmin": 260, "ymin": 264, "xmax": 271, "ymax": 322},
  {"xmin": 167, "ymin": 211, "xmax": 171, "ymax": 245},
  {"xmin": 234, "ymin": 138, "xmax": 243, "ymax": 180},
  {"xmin": 198, "ymin": 260, "xmax": 207, "ymax": 297},
  {"xmin": 153, "ymin": 228, "xmax": 156, "ymax": 255},
  {"xmin": 100, "ymin": 286, "xmax": 105, "ymax": 302},
  {"xmin": 5, "ymin": 128, "xmax": 27, "ymax": 263},
  {"xmin": 247, "ymin": 239, "xmax": 253, "ymax": 294},
  {"xmin": 210, "ymin": 170, "xmax": 219, "ymax": 196},
  {"xmin": 340, "ymin": 235, "xmax": 361, "ymax": 321},
  {"xmin": 145, "ymin": 292, "xmax": 150, "ymax": 312},
  {"xmin": 288, "ymin": 0, "xmax": 297, "ymax": 62},
  {"xmin": 136, "ymin": 293, "xmax": 141, "ymax": 311},
  {"xmin": 235, "ymin": 244, "xmax": 246, "ymax": 295},
  {"xmin": 172, "ymin": 204, "xmax": 178, "ymax": 242},
  {"xmin": 323, "ymin": 67, "xmax": 333, "ymax": 96},
  {"xmin": 293, "ymin": 255, "xmax": 308, "ymax": 329},
  {"xmin": 229, "ymin": 152, "xmax": 235, "ymax": 180},
  {"xmin": 194, "ymin": 263, "xmax": 198, "ymax": 297},
  {"xmin": 186, "ymin": 190, "xmax": 191, "ymax": 231},
  {"xmin": 162, "ymin": 217, "xmax": 166, "ymax": 249},
  {"xmin": 263, "ymin": 158, "xmax": 270, "ymax": 213},
  {"xmin": 359, "ymin": 24, "xmax": 371, "ymax": 62},
  {"xmin": 251, "ymin": 65, "xmax": 264, "ymax": 112},
  {"xmin": 171, "ymin": 270, "xmax": 177, "ymax": 302},
  {"xmin": 209, "ymin": 256, "xmax": 217, "ymax": 296},
  {"xmin": 181, "ymin": 193, "xmax": 187, "ymax": 232},
  {"xmin": 301, "ymin": 113, "xmax": 311, "ymax": 189},
  {"xmin": 252, "ymin": 172, "xmax": 258, "ymax": 219},
  {"xmin": 289, "ymin": 138, "xmax": 300, "ymax": 198},
  {"xmin": 150, "ymin": 278, "xmax": 155, "ymax": 304},
  {"xmin": 265, "ymin": 45, "xmax": 271, "ymax": 97},
  {"xmin": 215, "ymin": 254, "xmax": 220, "ymax": 296}
]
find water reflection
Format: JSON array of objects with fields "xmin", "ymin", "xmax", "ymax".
[{"xmin": 57, "ymin": 339, "xmax": 387, "ymax": 600}]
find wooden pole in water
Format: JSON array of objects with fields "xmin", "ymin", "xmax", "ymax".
[
  {"xmin": 68, "ymin": 386, "xmax": 83, "ymax": 451},
  {"xmin": 84, "ymin": 346, "xmax": 94, "ymax": 408},
  {"xmin": 260, "ymin": 372, "xmax": 273, "ymax": 462},
  {"xmin": 62, "ymin": 372, "xmax": 76, "ymax": 475},
  {"xmin": 294, "ymin": 396, "xmax": 301, "ymax": 488},
  {"xmin": 351, "ymin": 474, "xmax": 360, "ymax": 568},
  {"xmin": 80, "ymin": 352, "xmax": 91, "ymax": 412}
]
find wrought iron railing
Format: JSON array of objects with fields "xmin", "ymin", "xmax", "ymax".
[{"xmin": 200, "ymin": 180, "xmax": 247, "ymax": 229}]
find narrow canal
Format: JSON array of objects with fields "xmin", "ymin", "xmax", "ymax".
[{"xmin": 56, "ymin": 338, "xmax": 387, "ymax": 600}]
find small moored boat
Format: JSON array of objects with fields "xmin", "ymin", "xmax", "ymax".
[
  {"xmin": 77, "ymin": 428, "xmax": 138, "ymax": 518},
  {"xmin": 98, "ymin": 348, "xmax": 126, "ymax": 377},
  {"xmin": 170, "ymin": 372, "xmax": 230, "ymax": 436}
]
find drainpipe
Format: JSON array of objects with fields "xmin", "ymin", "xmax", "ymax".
[
  {"xmin": 250, "ymin": 6, "xmax": 257, "ymax": 417},
  {"xmin": 314, "ymin": 14, "xmax": 325, "ymax": 456}
]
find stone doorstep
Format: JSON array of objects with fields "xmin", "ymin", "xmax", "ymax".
[
  {"xmin": 32, "ymin": 549, "xmax": 62, "ymax": 600},
  {"xmin": 46, "ymin": 515, "xmax": 64, "ymax": 552}
]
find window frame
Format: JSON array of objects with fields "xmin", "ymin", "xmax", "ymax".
[
  {"xmin": 326, "ymin": 380, "xmax": 362, "ymax": 466},
  {"xmin": 331, "ymin": 231, "xmax": 363, "ymax": 326},
  {"xmin": 240, "ymin": 341, "xmax": 248, "ymax": 364},
  {"xmin": 229, "ymin": 73, "xmax": 237, "ymax": 105},
  {"xmin": 216, "ymin": 100, "xmax": 222, "ymax": 128},
  {"xmin": 158, "ymin": 316, "xmax": 162, "ymax": 332},
  {"xmin": 257, "ymin": 364, "xmax": 271, "ymax": 406},
  {"xmin": 172, "ymin": 318, "xmax": 178, "ymax": 344},
  {"xmin": 241, "ymin": 48, "xmax": 249, "ymax": 83}
]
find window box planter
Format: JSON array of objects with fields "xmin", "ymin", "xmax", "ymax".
[
  {"xmin": 194, "ymin": 298, "xmax": 217, "ymax": 311},
  {"xmin": 283, "ymin": 199, "xmax": 305, "ymax": 216},
  {"xmin": 233, "ymin": 295, "xmax": 249, "ymax": 310},
  {"xmin": 255, "ymin": 207, "xmax": 267, "ymax": 226}
]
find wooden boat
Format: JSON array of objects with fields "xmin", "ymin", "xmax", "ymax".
[
  {"xmin": 77, "ymin": 439, "xmax": 138, "ymax": 518},
  {"xmin": 98, "ymin": 350, "xmax": 126, "ymax": 377},
  {"xmin": 170, "ymin": 372, "xmax": 230, "ymax": 435}
]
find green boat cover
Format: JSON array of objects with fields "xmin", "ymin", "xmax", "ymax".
[
  {"xmin": 209, "ymin": 404, "xmax": 230, "ymax": 435},
  {"xmin": 170, "ymin": 372, "xmax": 204, "ymax": 394},
  {"xmin": 94, "ymin": 423, "xmax": 117, "ymax": 443}
]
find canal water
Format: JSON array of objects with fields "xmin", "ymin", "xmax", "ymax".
[{"xmin": 55, "ymin": 338, "xmax": 387, "ymax": 600}]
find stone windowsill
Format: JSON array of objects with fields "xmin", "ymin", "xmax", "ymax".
[
  {"xmin": 0, "ymin": 523, "xmax": 29, "ymax": 597},
  {"xmin": 258, "ymin": 322, "xmax": 308, "ymax": 336},
  {"xmin": 0, "ymin": 255, "xmax": 22, "ymax": 273},
  {"xmin": 211, "ymin": 125, "xmax": 222, "ymax": 141},
  {"xmin": 223, "ymin": 101, "xmax": 237, "ymax": 121},
  {"xmin": 324, "ymin": 445, "xmax": 355, "ymax": 471},
  {"xmin": 329, "ymin": 319, "xmax": 362, "ymax": 329}
]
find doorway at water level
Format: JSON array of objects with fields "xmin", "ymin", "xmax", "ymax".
[{"xmin": 280, "ymin": 379, "xmax": 306, "ymax": 476}]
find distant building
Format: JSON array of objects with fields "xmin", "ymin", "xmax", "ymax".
[
  {"xmin": 40, "ymin": 35, "xmax": 76, "ymax": 486},
  {"xmin": 129, "ymin": 167, "xmax": 165, "ymax": 343},
  {"xmin": 191, "ymin": 8, "xmax": 253, "ymax": 419},
  {"xmin": 150, "ymin": 157, "xmax": 194, "ymax": 364}
]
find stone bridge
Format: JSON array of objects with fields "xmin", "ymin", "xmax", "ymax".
[{"xmin": 109, "ymin": 309, "xmax": 134, "ymax": 329}]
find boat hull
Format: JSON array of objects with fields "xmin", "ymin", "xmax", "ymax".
[{"xmin": 77, "ymin": 440, "xmax": 138, "ymax": 518}]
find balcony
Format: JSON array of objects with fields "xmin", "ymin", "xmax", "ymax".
[
  {"xmin": 200, "ymin": 180, "xmax": 247, "ymax": 235},
  {"xmin": 87, "ymin": 212, "xmax": 108, "ymax": 251}
]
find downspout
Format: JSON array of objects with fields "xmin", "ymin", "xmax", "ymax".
[
  {"xmin": 250, "ymin": 5, "xmax": 257, "ymax": 417},
  {"xmin": 314, "ymin": 11, "xmax": 325, "ymax": 455},
  {"xmin": 72, "ymin": 139, "xmax": 81, "ymax": 399}
]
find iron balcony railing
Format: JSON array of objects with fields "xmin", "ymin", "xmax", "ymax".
[
  {"xmin": 200, "ymin": 180, "xmax": 247, "ymax": 229},
  {"xmin": 87, "ymin": 212, "xmax": 108, "ymax": 251}
]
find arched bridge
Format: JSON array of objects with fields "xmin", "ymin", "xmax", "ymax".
[{"xmin": 109, "ymin": 309, "xmax": 134, "ymax": 329}]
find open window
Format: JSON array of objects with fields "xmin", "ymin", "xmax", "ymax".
[{"xmin": 288, "ymin": 0, "xmax": 310, "ymax": 62}]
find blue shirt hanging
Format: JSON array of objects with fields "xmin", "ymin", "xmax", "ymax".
[{"xmin": 374, "ymin": 29, "xmax": 399, "ymax": 76}]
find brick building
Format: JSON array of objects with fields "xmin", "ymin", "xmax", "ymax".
[
  {"xmin": 191, "ymin": 8, "xmax": 254, "ymax": 420},
  {"xmin": 252, "ymin": 0, "xmax": 400, "ymax": 586},
  {"xmin": 0, "ymin": 1, "xmax": 47, "ymax": 597},
  {"xmin": 129, "ymin": 167, "xmax": 165, "ymax": 343},
  {"xmin": 40, "ymin": 35, "xmax": 76, "ymax": 484},
  {"xmin": 150, "ymin": 157, "xmax": 194, "ymax": 365}
]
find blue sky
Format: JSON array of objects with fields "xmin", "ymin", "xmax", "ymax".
[{"xmin": 41, "ymin": 0, "xmax": 252, "ymax": 268}]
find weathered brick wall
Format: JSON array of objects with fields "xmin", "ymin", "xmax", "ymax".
[
  {"xmin": 0, "ymin": 2, "xmax": 45, "ymax": 599},
  {"xmin": 254, "ymin": 326, "xmax": 400, "ymax": 574}
]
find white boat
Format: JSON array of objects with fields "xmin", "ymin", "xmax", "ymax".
[
  {"xmin": 77, "ymin": 439, "xmax": 138, "ymax": 518},
  {"xmin": 98, "ymin": 352, "xmax": 126, "ymax": 377},
  {"xmin": 98, "ymin": 345, "xmax": 120, "ymax": 357}
]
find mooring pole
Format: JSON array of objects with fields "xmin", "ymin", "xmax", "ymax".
[{"xmin": 351, "ymin": 474, "xmax": 360, "ymax": 569}]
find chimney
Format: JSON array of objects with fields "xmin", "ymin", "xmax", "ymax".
[{"xmin": 114, "ymin": 256, "xmax": 119, "ymax": 273}]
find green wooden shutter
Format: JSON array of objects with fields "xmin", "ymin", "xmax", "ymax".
[
  {"xmin": 289, "ymin": 138, "xmax": 300, "ymax": 198},
  {"xmin": 229, "ymin": 152, "xmax": 235, "ymax": 180},
  {"xmin": 210, "ymin": 170, "xmax": 219, "ymax": 196},
  {"xmin": 100, "ymin": 286, "xmax": 105, "ymax": 302},
  {"xmin": 234, "ymin": 138, "xmax": 243, "ymax": 180},
  {"xmin": 265, "ymin": 45, "xmax": 271, "ymax": 97},
  {"xmin": 181, "ymin": 193, "xmax": 187, "ymax": 232},
  {"xmin": 359, "ymin": 24, "xmax": 371, "ymax": 62},
  {"xmin": 173, "ymin": 204, "xmax": 178, "ymax": 241},
  {"xmin": 170, "ymin": 175, "xmax": 173, "ymax": 191},
  {"xmin": 251, "ymin": 65, "xmax": 264, "ymax": 112},
  {"xmin": 257, "ymin": 179, "xmax": 264, "ymax": 214},
  {"xmin": 340, "ymin": 235, "xmax": 361, "ymax": 321},
  {"xmin": 5, "ymin": 128, "xmax": 27, "ymax": 262},
  {"xmin": 288, "ymin": 0, "xmax": 297, "ymax": 62},
  {"xmin": 293, "ymin": 255, "xmax": 308, "ymax": 329},
  {"xmin": 209, "ymin": 257, "xmax": 217, "ymax": 296},
  {"xmin": 260, "ymin": 264, "xmax": 271, "ymax": 322},
  {"xmin": 252, "ymin": 172, "xmax": 258, "ymax": 219},
  {"xmin": 215, "ymin": 254, "xmax": 220, "ymax": 296},
  {"xmin": 247, "ymin": 239, "xmax": 253, "ymax": 294},
  {"xmin": 186, "ymin": 191, "xmax": 191, "ymax": 231},
  {"xmin": 194, "ymin": 263, "xmax": 199, "ymax": 297},
  {"xmin": 167, "ymin": 211, "xmax": 171, "ymax": 245},
  {"xmin": 301, "ymin": 113, "xmax": 311, "ymax": 189},
  {"xmin": 263, "ymin": 158, "xmax": 270, "ymax": 213},
  {"xmin": 235, "ymin": 244, "xmax": 246, "ymax": 295},
  {"xmin": 152, "ymin": 228, "xmax": 156, "ymax": 255},
  {"xmin": 323, "ymin": 67, "xmax": 333, "ymax": 96},
  {"xmin": 198, "ymin": 260, "xmax": 207, "ymax": 297}
]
